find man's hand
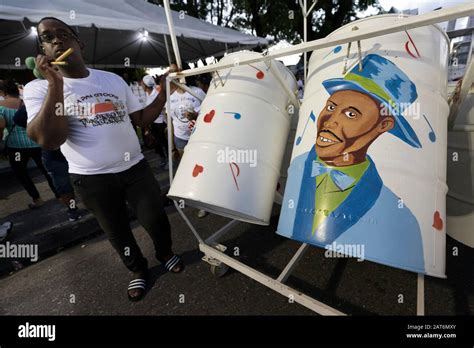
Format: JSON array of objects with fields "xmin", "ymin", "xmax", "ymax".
[
  {"xmin": 184, "ymin": 110, "xmax": 198, "ymax": 121},
  {"xmin": 188, "ymin": 119, "xmax": 196, "ymax": 132},
  {"xmin": 35, "ymin": 55, "xmax": 63, "ymax": 85}
]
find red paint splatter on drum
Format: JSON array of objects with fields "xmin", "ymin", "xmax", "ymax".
[
  {"xmin": 229, "ymin": 162, "xmax": 240, "ymax": 191},
  {"xmin": 432, "ymin": 211, "xmax": 443, "ymax": 231},
  {"xmin": 204, "ymin": 109, "xmax": 215, "ymax": 123},
  {"xmin": 404, "ymin": 30, "xmax": 421, "ymax": 59},
  {"xmin": 249, "ymin": 64, "xmax": 265, "ymax": 80},
  {"xmin": 192, "ymin": 164, "xmax": 204, "ymax": 177}
]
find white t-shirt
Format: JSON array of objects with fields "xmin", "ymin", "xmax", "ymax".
[
  {"xmin": 146, "ymin": 88, "xmax": 165, "ymax": 124},
  {"xmin": 24, "ymin": 68, "xmax": 144, "ymax": 175},
  {"xmin": 169, "ymin": 86, "xmax": 206, "ymax": 141}
]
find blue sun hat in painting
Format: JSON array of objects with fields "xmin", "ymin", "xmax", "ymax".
[{"xmin": 322, "ymin": 54, "xmax": 421, "ymax": 148}]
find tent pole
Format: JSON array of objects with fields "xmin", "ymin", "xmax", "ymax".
[
  {"xmin": 163, "ymin": 34, "xmax": 172, "ymax": 65},
  {"xmin": 92, "ymin": 26, "xmax": 98, "ymax": 69},
  {"xmin": 163, "ymin": 0, "xmax": 182, "ymax": 69},
  {"xmin": 303, "ymin": 0, "xmax": 307, "ymax": 82}
]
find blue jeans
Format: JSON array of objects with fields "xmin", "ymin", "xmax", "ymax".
[
  {"xmin": 42, "ymin": 149, "xmax": 74, "ymax": 196},
  {"xmin": 174, "ymin": 136, "xmax": 188, "ymax": 151}
]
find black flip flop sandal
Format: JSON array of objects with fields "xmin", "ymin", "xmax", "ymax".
[
  {"xmin": 127, "ymin": 276, "xmax": 147, "ymax": 302},
  {"xmin": 161, "ymin": 255, "xmax": 184, "ymax": 273}
]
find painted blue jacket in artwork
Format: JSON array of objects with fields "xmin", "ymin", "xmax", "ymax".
[{"xmin": 277, "ymin": 145, "xmax": 425, "ymax": 274}]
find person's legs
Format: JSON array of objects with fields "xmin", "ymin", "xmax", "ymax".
[
  {"xmin": 70, "ymin": 173, "xmax": 148, "ymax": 273},
  {"xmin": 174, "ymin": 136, "xmax": 187, "ymax": 149},
  {"xmin": 7, "ymin": 148, "xmax": 41, "ymax": 202},
  {"xmin": 120, "ymin": 160, "xmax": 174, "ymax": 262},
  {"xmin": 158, "ymin": 122, "xmax": 168, "ymax": 155},
  {"xmin": 42, "ymin": 151, "xmax": 81, "ymax": 221},
  {"xmin": 30, "ymin": 147, "xmax": 58, "ymax": 198},
  {"xmin": 174, "ymin": 136, "xmax": 187, "ymax": 156},
  {"xmin": 71, "ymin": 172, "xmax": 150, "ymax": 301},
  {"xmin": 151, "ymin": 123, "xmax": 167, "ymax": 159}
]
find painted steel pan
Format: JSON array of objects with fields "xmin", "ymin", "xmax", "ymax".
[
  {"xmin": 168, "ymin": 51, "xmax": 297, "ymax": 225},
  {"xmin": 277, "ymin": 14, "xmax": 449, "ymax": 278}
]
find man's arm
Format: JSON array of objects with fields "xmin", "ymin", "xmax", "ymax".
[
  {"xmin": 129, "ymin": 93, "xmax": 167, "ymax": 128},
  {"xmin": 26, "ymin": 55, "xmax": 68, "ymax": 150}
]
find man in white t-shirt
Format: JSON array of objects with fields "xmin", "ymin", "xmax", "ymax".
[
  {"xmin": 167, "ymin": 64, "xmax": 206, "ymax": 158},
  {"xmin": 24, "ymin": 17, "xmax": 183, "ymax": 302},
  {"xmin": 141, "ymin": 75, "xmax": 167, "ymax": 167}
]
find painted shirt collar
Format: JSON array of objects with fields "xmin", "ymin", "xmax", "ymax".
[{"xmin": 315, "ymin": 158, "xmax": 370, "ymax": 193}]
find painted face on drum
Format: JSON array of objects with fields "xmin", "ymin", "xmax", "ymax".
[{"xmin": 316, "ymin": 90, "xmax": 394, "ymax": 166}]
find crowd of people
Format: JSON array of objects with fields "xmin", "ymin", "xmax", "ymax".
[{"xmin": 0, "ymin": 17, "xmax": 215, "ymax": 302}]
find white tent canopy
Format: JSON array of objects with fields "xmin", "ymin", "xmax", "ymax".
[{"xmin": 0, "ymin": 0, "xmax": 268, "ymax": 68}]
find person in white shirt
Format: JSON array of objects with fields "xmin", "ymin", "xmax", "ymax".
[
  {"xmin": 24, "ymin": 17, "xmax": 183, "ymax": 302},
  {"xmin": 141, "ymin": 75, "xmax": 168, "ymax": 167},
  {"xmin": 167, "ymin": 64, "xmax": 206, "ymax": 158}
]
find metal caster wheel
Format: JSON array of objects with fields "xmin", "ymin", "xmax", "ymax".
[{"xmin": 210, "ymin": 263, "xmax": 229, "ymax": 277}]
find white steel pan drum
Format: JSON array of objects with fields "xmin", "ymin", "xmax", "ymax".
[
  {"xmin": 447, "ymin": 86, "xmax": 474, "ymax": 248},
  {"xmin": 277, "ymin": 14, "xmax": 449, "ymax": 278},
  {"xmin": 168, "ymin": 51, "xmax": 298, "ymax": 225}
]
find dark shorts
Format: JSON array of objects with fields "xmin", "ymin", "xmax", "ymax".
[{"xmin": 174, "ymin": 136, "xmax": 188, "ymax": 150}]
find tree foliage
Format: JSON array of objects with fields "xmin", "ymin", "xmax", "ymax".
[{"xmin": 151, "ymin": 0, "xmax": 383, "ymax": 44}]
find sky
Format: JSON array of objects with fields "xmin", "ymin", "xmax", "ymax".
[{"xmin": 378, "ymin": 0, "xmax": 471, "ymax": 13}]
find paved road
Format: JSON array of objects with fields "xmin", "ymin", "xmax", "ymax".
[
  {"xmin": 1, "ymin": 202, "xmax": 473, "ymax": 315},
  {"xmin": 0, "ymin": 152, "xmax": 472, "ymax": 315}
]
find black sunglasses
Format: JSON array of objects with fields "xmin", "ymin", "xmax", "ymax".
[{"xmin": 39, "ymin": 29, "xmax": 78, "ymax": 44}]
